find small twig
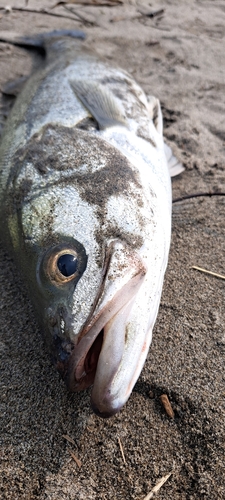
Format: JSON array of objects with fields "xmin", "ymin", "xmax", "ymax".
[
  {"xmin": 192, "ymin": 266, "xmax": 225, "ymax": 281},
  {"xmin": 145, "ymin": 40, "xmax": 160, "ymax": 46},
  {"xmin": 62, "ymin": 434, "xmax": 76, "ymax": 446},
  {"xmin": 68, "ymin": 449, "xmax": 82, "ymax": 468},
  {"xmin": 138, "ymin": 8, "xmax": 165, "ymax": 19},
  {"xmin": 63, "ymin": 5, "xmax": 99, "ymax": 26},
  {"xmin": 0, "ymin": 6, "xmax": 80, "ymax": 21},
  {"xmin": 53, "ymin": 0, "xmax": 123, "ymax": 6},
  {"xmin": 160, "ymin": 394, "xmax": 174, "ymax": 419},
  {"xmin": 173, "ymin": 192, "xmax": 225, "ymax": 203},
  {"xmin": 118, "ymin": 436, "xmax": 126, "ymax": 465},
  {"xmin": 63, "ymin": 435, "xmax": 81, "ymax": 468},
  {"xmin": 142, "ymin": 472, "xmax": 173, "ymax": 500}
]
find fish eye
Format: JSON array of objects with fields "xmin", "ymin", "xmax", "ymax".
[
  {"xmin": 45, "ymin": 247, "xmax": 79, "ymax": 284},
  {"xmin": 57, "ymin": 254, "xmax": 78, "ymax": 277},
  {"xmin": 41, "ymin": 241, "xmax": 87, "ymax": 287}
]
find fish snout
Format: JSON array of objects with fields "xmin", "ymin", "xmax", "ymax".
[{"xmin": 66, "ymin": 240, "xmax": 147, "ymax": 415}]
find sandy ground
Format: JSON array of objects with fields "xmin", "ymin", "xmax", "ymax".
[{"xmin": 0, "ymin": 1, "xmax": 224, "ymax": 499}]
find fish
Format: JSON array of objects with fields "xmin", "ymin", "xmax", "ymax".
[{"xmin": 0, "ymin": 31, "xmax": 183, "ymax": 417}]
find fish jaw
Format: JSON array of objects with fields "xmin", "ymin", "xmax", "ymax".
[
  {"xmin": 89, "ymin": 258, "xmax": 167, "ymax": 417},
  {"xmin": 65, "ymin": 241, "xmax": 147, "ymax": 410},
  {"xmin": 90, "ymin": 298, "xmax": 145, "ymax": 417}
]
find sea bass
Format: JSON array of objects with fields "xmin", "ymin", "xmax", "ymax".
[{"xmin": 0, "ymin": 32, "xmax": 183, "ymax": 417}]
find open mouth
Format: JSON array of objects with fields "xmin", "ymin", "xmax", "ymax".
[
  {"xmin": 68, "ymin": 244, "xmax": 146, "ymax": 417},
  {"xmin": 64, "ymin": 241, "xmax": 147, "ymax": 416},
  {"xmin": 66, "ymin": 300, "xmax": 127, "ymax": 393}
]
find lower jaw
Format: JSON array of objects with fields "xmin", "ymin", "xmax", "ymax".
[{"xmin": 91, "ymin": 398, "xmax": 122, "ymax": 418}]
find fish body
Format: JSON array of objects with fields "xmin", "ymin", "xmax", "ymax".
[{"xmin": 0, "ymin": 34, "xmax": 182, "ymax": 416}]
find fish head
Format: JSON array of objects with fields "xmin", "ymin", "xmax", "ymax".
[
  {"xmin": 38, "ymin": 236, "xmax": 146, "ymax": 416},
  {"xmin": 32, "ymin": 234, "xmax": 148, "ymax": 419},
  {"xmin": 7, "ymin": 124, "xmax": 169, "ymax": 417},
  {"xmin": 34, "ymin": 224, "xmax": 149, "ymax": 418}
]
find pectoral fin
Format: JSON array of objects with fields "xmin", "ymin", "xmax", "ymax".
[
  {"xmin": 164, "ymin": 142, "xmax": 184, "ymax": 177},
  {"xmin": 147, "ymin": 95, "xmax": 163, "ymax": 135},
  {"xmin": 147, "ymin": 96, "xmax": 184, "ymax": 176},
  {"xmin": 70, "ymin": 79, "xmax": 127, "ymax": 130}
]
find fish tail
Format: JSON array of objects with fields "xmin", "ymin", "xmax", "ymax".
[{"xmin": 0, "ymin": 29, "xmax": 86, "ymax": 55}]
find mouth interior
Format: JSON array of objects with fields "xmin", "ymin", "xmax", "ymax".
[{"xmin": 83, "ymin": 328, "xmax": 104, "ymax": 386}]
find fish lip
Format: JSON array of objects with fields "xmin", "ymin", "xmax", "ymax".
[
  {"xmin": 65, "ymin": 240, "xmax": 147, "ymax": 414},
  {"xmin": 88, "ymin": 296, "xmax": 139, "ymax": 417},
  {"xmin": 91, "ymin": 399, "xmax": 123, "ymax": 419}
]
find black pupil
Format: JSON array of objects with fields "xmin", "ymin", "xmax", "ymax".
[{"xmin": 57, "ymin": 254, "xmax": 78, "ymax": 277}]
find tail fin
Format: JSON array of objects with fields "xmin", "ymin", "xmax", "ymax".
[{"xmin": 0, "ymin": 29, "xmax": 85, "ymax": 53}]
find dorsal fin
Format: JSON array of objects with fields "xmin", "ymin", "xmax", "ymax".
[{"xmin": 70, "ymin": 79, "xmax": 127, "ymax": 130}]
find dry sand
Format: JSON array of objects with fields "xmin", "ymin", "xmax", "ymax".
[{"xmin": 0, "ymin": 1, "xmax": 224, "ymax": 498}]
